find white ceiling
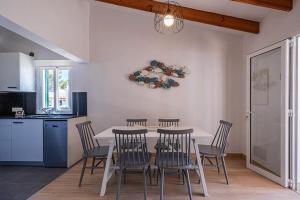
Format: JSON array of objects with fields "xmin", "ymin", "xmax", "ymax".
[{"xmin": 160, "ymin": 0, "xmax": 272, "ymax": 21}]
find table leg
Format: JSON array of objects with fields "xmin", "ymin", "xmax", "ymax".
[
  {"xmin": 100, "ymin": 140, "xmax": 115, "ymax": 196},
  {"xmin": 193, "ymin": 139, "xmax": 208, "ymax": 197}
]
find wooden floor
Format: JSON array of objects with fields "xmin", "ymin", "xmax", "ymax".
[{"xmin": 30, "ymin": 158, "xmax": 299, "ymax": 200}]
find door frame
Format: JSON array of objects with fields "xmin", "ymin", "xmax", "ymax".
[
  {"xmin": 294, "ymin": 35, "xmax": 300, "ymax": 191},
  {"xmin": 246, "ymin": 40, "xmax": 290, "ymax": 187}
]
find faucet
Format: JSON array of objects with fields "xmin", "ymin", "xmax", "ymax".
[{"xmin": 41, "ymin": 108, "xmax": 55, "ymax": 115}]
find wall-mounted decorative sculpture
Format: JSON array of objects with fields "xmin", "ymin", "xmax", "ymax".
[{"xmin": 128, "ymin": 60, "xmax": 190, "ymax": 89}]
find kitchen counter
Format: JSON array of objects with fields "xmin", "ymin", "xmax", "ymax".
[{"xmin": 0, "ymin": 115, "xmax": 86, "ymax": 120}]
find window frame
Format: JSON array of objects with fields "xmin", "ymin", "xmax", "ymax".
[{"xmin": 36, "ymin": 66, "xmax": 72, "ymax": 114}]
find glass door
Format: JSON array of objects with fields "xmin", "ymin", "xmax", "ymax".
[{"xmin": 246, "ymin": 40, "xmax": 290, "ymax": 187}]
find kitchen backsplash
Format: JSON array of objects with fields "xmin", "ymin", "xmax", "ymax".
[{"xmin": 0, "ymin": 92, "xmax": 36, "ymax": 115}]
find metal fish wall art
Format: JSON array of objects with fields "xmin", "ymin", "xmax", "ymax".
[{"xmin": 128, "ymin": 60, "xmax": 190, "ymax": 89}]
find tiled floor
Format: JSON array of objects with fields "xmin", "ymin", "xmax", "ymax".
[{"xmin": 0, "ymin": 166, "xmax": 66, "ymax": 200}]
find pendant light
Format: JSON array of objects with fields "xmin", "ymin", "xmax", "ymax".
[{"xmin": 154, "ymin": 0, "xmax": 184, "ymax": 34}]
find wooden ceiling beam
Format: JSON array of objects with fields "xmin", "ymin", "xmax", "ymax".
[
  {"xmin": 231, "ymin": 0, "xmax": 293, "ymax": 11},
  {"xmin": 95, "ymin": 0, "xmax": 260, "ymax": 34}
]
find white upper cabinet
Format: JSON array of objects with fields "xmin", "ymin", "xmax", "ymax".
[{"xmin": 0, "ymin": 52, "xmax": 35, "ymax": 92}]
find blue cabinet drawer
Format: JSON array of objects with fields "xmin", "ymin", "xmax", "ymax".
[{"xmin": 0, "ymin": 120, "xmax": 12, "ymax": 161}]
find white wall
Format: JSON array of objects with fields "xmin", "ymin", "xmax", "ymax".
[
  {"xmin": 87, "ymin": 2, "xmax": 244, "ymax": 153},
  {"xmin": 243, "ymin": 1, "xmax": 300, "ymax": 54},
  {"xmin": 0, "ymin": 0, "xmax": 90, "ymax": 62},
  {"xmin": 71, "ymin": 63, "xmax": 89, "ymax": 92}
]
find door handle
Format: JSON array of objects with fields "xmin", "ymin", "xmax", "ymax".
[
  {"xmin": 52, "ymin": 125, "xmax": 59, "ymax": 128},
  {"xmin": 7, "ymin": 86, "xmax": 18, "ymax": 89},
  {"xmin": 246, "ymin": 111, "xmax": 254, "ymax": 115},
  {"xmin": 245, "ymin": 111, "xmax": 254, "ymax": 120},
  {"xmin": 12, "ymin": 121, "xmax": 24, "ymax": 124}
]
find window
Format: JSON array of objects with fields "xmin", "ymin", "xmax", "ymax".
[{"xmin": 37, "ymin": 67, "xmax": 71, "ymax": 114}]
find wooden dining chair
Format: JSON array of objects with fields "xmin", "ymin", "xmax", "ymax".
[
  {"xmin": 197, "ymin": 120, "xmax": 232, "ymax": 184},
  {"xmin": 113, "ymin": 129, "xmax": 152, "ymax": 200},
  {"xmin": 158, "ymin": 119, "xmax": 180, "ymax": 127},
  {"xmin": 126, "ymin": 119, "xmax": 148, "ymax": 126},
  {"xmin": 154, "ymin": 119, "xmax": 181, "ymax": 182},
  {"xmin": 76, "ymin": 121, "xmax": 111, "ymax": 186},
  {"xmin": 156, "ymin": 128, "xmax": 194, "ymax": 200},
  {"xmin": 124, "ymin": 118, "xmax": 148, "ymax": 183}
]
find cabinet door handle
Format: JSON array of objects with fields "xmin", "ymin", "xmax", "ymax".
[
  {"xmin": 12, "ymin": 121, "xmax": 24, "ymax": 124},
  {"xmin": 7, "ymin": 86, "xmax": 18, "ymax": 89}
]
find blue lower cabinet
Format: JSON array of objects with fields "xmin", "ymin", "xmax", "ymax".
[
  {"xmin": 43, "ymin": 120, "xmax": 68, "ymax": 167},
  {"xmin": 11, "ymin": 120, "xmax": 43, "ymax": 162},
  {"xmin": 0, "ymin": 120, "xmax": 12, "ymax": 161}
]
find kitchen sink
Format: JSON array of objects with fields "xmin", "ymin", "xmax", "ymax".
[
  {"xmin": 26, "ymin": 115, "xmax": 49, "ymax": 118},
  {"xmin": 26, "ymin": 115, "xmax": 73, "ymax": 119}
]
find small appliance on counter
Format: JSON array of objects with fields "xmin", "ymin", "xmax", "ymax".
[{"xmin": 12, "ymin": 107, "xmax": 25, "ymax": 118}]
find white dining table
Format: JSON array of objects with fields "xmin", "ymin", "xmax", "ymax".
[{"xmin": 94, "ymin": 126, "xmax": 212, "ymax": 197}]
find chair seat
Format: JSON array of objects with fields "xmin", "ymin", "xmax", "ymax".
[
  {"xmin": 198, "ymin": 145, "xmax": 223, "ymax": 156},
  {"xmin": 86, "ymin": 146, "xmax": 110, "ymax": 157},
  {"xmin": 157, "ymin": 152, "xmax": 192, "ymax": 168}
]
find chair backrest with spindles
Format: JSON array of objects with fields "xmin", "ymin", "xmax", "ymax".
[
  {"xmin": 211, "ymin": 120, "xmax": 233, "ymax": 154},
  {"xmin": 76, "ymin": 121, "xmax": 99, "ymax": 157},
  {"xmin": 157, "ymin": 128, "xmax": 193, "ymax": 168},
  {"xmin": 126, "ymin": 119, "xmax": 147, "ymax": 126},
  {"xmin": 158, "ymin": 119, "xmax": 180, "ymax": 127},
  {"xmin": 113, "ymin": 129, "xmax": 149, "ymax": 168}
]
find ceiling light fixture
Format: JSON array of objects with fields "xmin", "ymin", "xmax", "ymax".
[{"xmin": 154, "ymin": 0, "xmax": 184, "ymax": 34}]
